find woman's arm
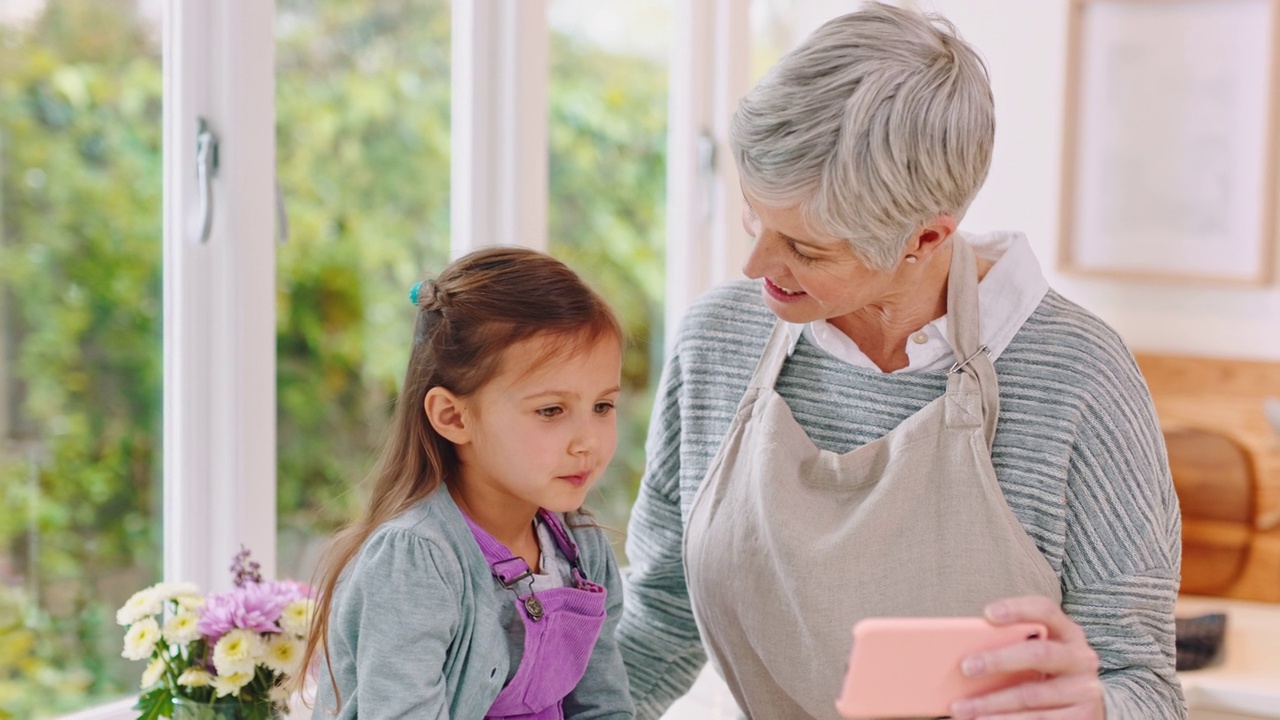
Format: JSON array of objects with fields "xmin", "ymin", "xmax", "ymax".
[
  {"xmin": 615, "ymin": 351, "xmax": 709, "ymax": 720},
  {"xmin": 951, "ymin": 359, "xmax": 1185, "ymax": 719}
]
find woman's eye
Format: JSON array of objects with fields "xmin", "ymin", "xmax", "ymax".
[
  {"xmin": 594, "ymin": 402, "xmax": 616, "ymax": 415},
  {"xmin": 786, "ymin": 240, "xmax": 817, "ymax": 264},
  {"xmin": 536, "ymin": 406, "xmax": 563, "ymax": 418}
]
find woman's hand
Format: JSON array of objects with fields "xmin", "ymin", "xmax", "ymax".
[{"xmin": 949, "ymin": 595, "xmax": 1105, "ymax": 720}]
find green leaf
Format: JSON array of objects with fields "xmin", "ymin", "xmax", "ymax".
[{"xmin": 133, "ymin": 687, "xmax": 174, "ymax": 720}]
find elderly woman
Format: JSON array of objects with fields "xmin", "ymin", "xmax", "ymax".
[{"xmin": 616, "ymin": 3, "xmax": 1182, "ymax": 720}]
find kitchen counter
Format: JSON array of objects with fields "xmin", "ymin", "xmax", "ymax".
[{"xmin": 1178, "ymin": 596, "xmax": 1280, "ymax": 720}]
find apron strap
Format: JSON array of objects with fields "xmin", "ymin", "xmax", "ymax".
[
  {"xmin": 944, "ymin": 236, "xmax": 999, "ymax": 449},
  {"xmin": 747, "ymin": 320, "xmax": 795, "ymax": 391}
]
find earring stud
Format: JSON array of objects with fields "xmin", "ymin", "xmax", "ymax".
[{"xmin": 904, "ymin": 255, "xmax": 918, "ymax": 264}]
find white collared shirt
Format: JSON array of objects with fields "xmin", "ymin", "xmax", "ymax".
[{"xmin": 783, "ymin": 231, "xmax": 1048, "ymax": 374}]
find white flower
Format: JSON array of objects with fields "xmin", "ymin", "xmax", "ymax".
[
  {"xmin": 213, "ymin": 628, "xmax": 266, "ymax": 675},
  {"xmin": 163, "ymin": 610, "xmax": 202, "ymax": 645},
  {"xmin": 279, "ymin": 598, "xmax": 314, "ymax": 637},
  {"xmin": 116, "ymin": 587, "xmax": 162, "ymax": 626},
  {"xmin": 261, "ymin": 634, "xmax": 303, "ymax": 676},
  {"xmin": 122, "ymin": 618, "xmax": 161, "ymax": 660},
  {"xmin": 175, "ymin": 594, "xmax": 206, "ymax": 612},
  {"xmin": 177, "ymin": 667, "xmax": 213, "ymax": 688},
  {"xmin": 151, "ymin": 581, "xmax": 201, "ymax": 603},
  {"xmin": 140, "ymin": 657, "xmax": 166, "ymax": 689},
  {"xmin": 269, "ymin": 683, "xmax": 293, "ymax": 707},
  {"xmin": 151, "ymin": 579, "xmax": 200, "ymax": 607},
  {"xmin": 211, "ymin": 670, "xmax": 254, "ymax": 698}
]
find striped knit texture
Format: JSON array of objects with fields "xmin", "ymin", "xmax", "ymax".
[{"xmin": 617, "ymin": 280, "xmax": 1185, "ymax": 719}]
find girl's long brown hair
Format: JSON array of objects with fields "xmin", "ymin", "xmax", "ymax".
[{"xmin": 295, "ymin": 247, "xmax": 621, "ymax": 709}]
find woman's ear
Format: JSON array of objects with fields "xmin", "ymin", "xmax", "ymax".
[
  {"xmin": 904, "ymin": 214, "xmax": 958, "ymax": 260},
  {"xmin": 425, "ymin": 387, "xmax": 470, "ymax": 445}
]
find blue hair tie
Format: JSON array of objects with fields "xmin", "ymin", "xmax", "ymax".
[{"xmin": 409, "ymin": 280, "xmax": 425, "ymax": 306}]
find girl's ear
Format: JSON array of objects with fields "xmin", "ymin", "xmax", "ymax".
[{"xmin": 425, "ymin": 387, "xmax": 470, "ymax": 445}]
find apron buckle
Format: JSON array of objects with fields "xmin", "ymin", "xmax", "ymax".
[{"xmin": 948, "ymin": 345, "xmax": 990, "ymax": 375}]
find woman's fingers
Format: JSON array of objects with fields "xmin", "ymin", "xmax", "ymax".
[
  {"xmin": 960, "ymin": 636, "xmax": 1091, "ymax": 678},
  {"xmin": 984, "ymin": 595, "xmax": 1086, "ymax": 644},
  {"xmin": 947, "ymin": 595, "xmax": 1105, "ymax": 720},
  {"xmin": 950, "ymin": 673, "xmax": 1103, "ymax": 719}
]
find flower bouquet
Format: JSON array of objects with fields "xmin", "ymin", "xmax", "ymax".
[{"xmin": 117, "ymin": 549, "xmax": 314, "ymax": 720}]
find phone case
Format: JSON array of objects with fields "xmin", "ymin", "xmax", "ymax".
[{"xmin": 835, "ymin": 616, "xmax": 1048, "ymax": 719}]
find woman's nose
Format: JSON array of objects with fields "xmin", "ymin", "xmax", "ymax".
[{"xmin": 742, "ymin": 234, "xmax": 775, "ymax": 280}]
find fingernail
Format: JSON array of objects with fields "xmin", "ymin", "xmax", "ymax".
[
  {"xmin": 961, "ymin": 657, "xmax": 985, "ymax": 676},
  {"xmin": 986, "ymin": 603, "xmax": 1009, "ymax": 622},
  {"xmin": 951, "ymin": 700, "xmax": 975, "ymax": 718}
]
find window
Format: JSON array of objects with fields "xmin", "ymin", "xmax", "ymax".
[
  {"xmin": 274, "ymin": 0, "xmax": 453, "ymax": 586},
  {"xmin": 0, "ymin": 1, "xmax": 164, "ymax": 715},
  {"xmin": 0, "ymin": 2, "xmax": 749, "ymax": 717},
  {"xmin": 547, "ymin": 0, "xmax": 670, "ymax": 547}
]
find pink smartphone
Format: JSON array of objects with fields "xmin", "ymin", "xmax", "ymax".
[{"xmin": 835, "ymin": 616, "xmax": 1048, "ymax": 719}]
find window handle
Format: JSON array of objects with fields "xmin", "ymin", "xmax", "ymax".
[{"xmin": 196, "ymin": 117, "xmax": 219, "ymax": 243}]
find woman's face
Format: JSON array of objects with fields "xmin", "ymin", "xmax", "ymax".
[{"xmin": 740, "ymin": 197, "xmax": 905, "ymax": 325}]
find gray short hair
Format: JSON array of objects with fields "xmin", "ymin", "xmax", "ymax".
[{"xmin": 730, "ymin": 1, "xmax": 994, "ymax": 270}]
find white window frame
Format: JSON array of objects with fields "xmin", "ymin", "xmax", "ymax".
[
  {"xmin": 162, "ymin": 0, "xmax": 277, "ymax": 594},
  {"xmin": 665, "ymin": 0, "xmax": 752, "ymax": 351},
  {"xmin": 451, "ymin": 0, "xmax": 550, "ymax": 255}
]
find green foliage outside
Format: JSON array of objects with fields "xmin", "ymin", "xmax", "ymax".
[
  {"xmin": 0, "ymin": 1, "xmax": 164, "ymax": 716},
  {"xmin": 0, "ymin": 0, "xmax": 666, "ymax": 716}
]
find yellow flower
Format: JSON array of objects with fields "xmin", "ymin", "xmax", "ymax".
[
  {"xmin": 177, "ymin": 668, "xmax": 213, "ymax": 688},
  {"xmin": 140, "ymin": 657, "xmax": 166, "ymax": 689},
  {"xmin": 163, "ymin": 611, "xmax": 202, "ymax": 645},
  {"xmin": 213, "ymin": 628, "xmax": 266, "ymax": 675},
  {"xmin": 211, "ymin": 670, "xmax": 254, "ymax": 698},
  {"xmin": 262, "ymin": 634, "xmax": 303, "ymax": 676},
  {"xmin": 122, "ymin": 618, "xmax": 161, "ymax": 660},
  {"xmin": 279, "ymin": 599, "xmax": 314, "ymax": 637},
  {"xmin": 116, "ymin": 588, "xmax": 162, "ymax": 626}
]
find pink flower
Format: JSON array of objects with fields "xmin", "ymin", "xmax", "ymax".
[{"xmin": 197, "ymin": 581, "xmax": 309, "ymax": 642}]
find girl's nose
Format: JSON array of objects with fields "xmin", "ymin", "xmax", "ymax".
[{"xmin": 569, "ymin": 425, "xmax": 600, "ymax": 456}]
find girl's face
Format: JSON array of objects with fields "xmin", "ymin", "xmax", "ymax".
[{"xmin": 451, "ymin": 332, "xmax": 622, "ymax": 516}]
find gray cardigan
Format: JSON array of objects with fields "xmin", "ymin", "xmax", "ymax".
[{"xmin": 314, "ymin": 489, "xmax": 634, "ymax": 719}]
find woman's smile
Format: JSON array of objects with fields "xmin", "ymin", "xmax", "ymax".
[{"xmin": 764, "ymin": 277, "xmax": 807, "ymax": 302}]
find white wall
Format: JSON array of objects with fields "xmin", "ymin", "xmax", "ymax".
[{"xmin": 921, "ymin": 0, "xmax": 1280, "ymax": 361}]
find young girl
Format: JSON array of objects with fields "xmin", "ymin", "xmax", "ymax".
[{"xmin": 301, "ymin": 247, "xmax": 635, "ymax": 719}]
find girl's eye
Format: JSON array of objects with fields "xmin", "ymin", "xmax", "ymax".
[
  {"xmin": 536, "ymin": 406, "xmax": 564, "ymax": 418},
  {"xmin": 593, "ymin": 401, "xmax": 616, "ymax": 415}
]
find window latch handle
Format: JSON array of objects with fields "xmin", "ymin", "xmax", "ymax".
[{"xmin": 195, "ymin": 117, "xmax": 220, "ymax": 243}]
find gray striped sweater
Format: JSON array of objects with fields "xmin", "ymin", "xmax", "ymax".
[{"xmin": 617, "ymin": 280, "xmax": 1185, "ymax": 719}]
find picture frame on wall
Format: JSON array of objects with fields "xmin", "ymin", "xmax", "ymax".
[{"xmin": 1059, "ymin": 0, "xmax": 1280, "ymax": 285}]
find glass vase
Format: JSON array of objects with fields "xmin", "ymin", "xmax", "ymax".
[{"xmin": 171, "ymin": 696, "xmax": 281, "ymax": 720}]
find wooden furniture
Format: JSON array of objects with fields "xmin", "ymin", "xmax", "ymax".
[{"xmin": 1135, "ymin": 353, "xmax": 1280, "ymax": 603}]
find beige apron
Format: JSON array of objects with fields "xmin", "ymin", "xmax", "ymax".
[{"xmin": 684, "ymin": 238, "xmax": 1062, "ymax": 720}]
